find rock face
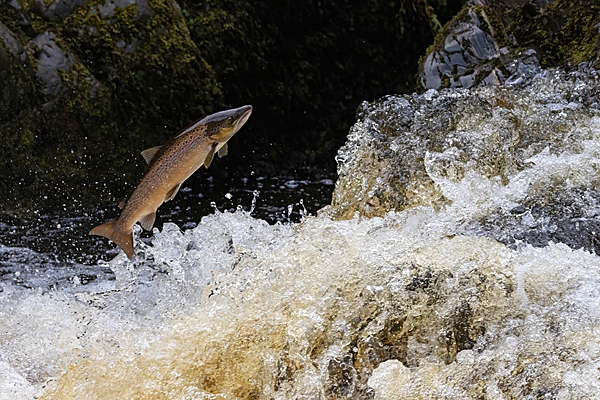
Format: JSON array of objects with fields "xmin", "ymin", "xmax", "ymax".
[
  {"xmin": 419, "ymin": 0, "xmax": 600, "ymax": 90},
  {"xmin": 328, "ymin": 63, "xmax": 600, "ymax": 254},
  {"xmin": 421, "ymin": 6, "xmax": 504, "ymax": 89},
  {"xmin": 0, "ymin": 0, "xmax": 219, "ymax": 213}
]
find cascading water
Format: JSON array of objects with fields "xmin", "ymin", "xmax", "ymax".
[{"xmin": 3, "ymin": 62, "xmax": 600, "ymax": 399}]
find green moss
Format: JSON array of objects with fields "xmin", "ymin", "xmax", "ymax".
[
  {"xmin": 506, "ymin": 0, "xmax": 600, "ymax": 69},
  {"xmin": 0, "ymin": 0, "xmax": 222, "ymax": 214}
]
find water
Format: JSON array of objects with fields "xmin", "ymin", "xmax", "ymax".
[
  {"xmin": 0, "ymin": 175, "xmax": 334, "ymax": 289},
  {"xmin": 4, "ymin": 64, "xmax": 600, "ymax": 398}
]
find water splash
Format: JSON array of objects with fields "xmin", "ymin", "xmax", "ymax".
[
  {"xmin": 249, "ymin": 189, "xmax": 260, "ymax": 214},
  {"xmin": 17, "ymin": 211, "xmax": 599, "ymax": 399}
]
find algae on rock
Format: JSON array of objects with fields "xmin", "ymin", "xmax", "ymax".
[
  {"xmin": 0, "ymin": 0, "xmax": 220, "ymax": 214},
  {"xmin": 419, "ymin": 0, "xmax": 600, "ymax": 90}
]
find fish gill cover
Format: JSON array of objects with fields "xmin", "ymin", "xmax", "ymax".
[{"xmin": 3, "ymin": 63, "xmax": 600, "ymax": 398}]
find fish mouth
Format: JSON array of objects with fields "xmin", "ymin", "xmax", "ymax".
[{"xmin": 234, "ymin": 105, "xmax": 253, "ymax": 130}]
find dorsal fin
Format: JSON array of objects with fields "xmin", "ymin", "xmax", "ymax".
[
  {"xmin": 218, "ymin": 142, "xmax": 228, "ymax": 158},
  {"xmin": 204, "ymin": 144, "xmax": 217, "ymax": 168},
  {"xmin": 141, "ymin": 146, "xmax": 161, "ymax": 164},
  {"xmin": 118, "ymin": 198, "xmax": 127, "ymax": 210}
]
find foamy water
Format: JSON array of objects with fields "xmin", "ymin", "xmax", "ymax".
[
  {"xmin": 4, "ymin": 65, "xmax": 600, "ymax": 398},
  {"xmin": 4, "ymin": 207, "xmax": 600, "ymax": 398}
]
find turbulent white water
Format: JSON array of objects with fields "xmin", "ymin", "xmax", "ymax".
[{"xmin": 3, "ymin": 65, "xmax": 600, "ymax": 398}]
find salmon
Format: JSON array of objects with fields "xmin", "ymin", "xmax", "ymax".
[{"xmin": 90, "ymin": 105, "xmax": 253, "ymax": 258}]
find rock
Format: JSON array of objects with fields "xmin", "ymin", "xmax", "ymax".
[
  {"xmin": 0, "ymin": 21, "xmax": 25, "ymax": 59},
  {"xmin": 326, "ymin": 64, "xmax": 600, "ymax": 253},
  {"xmin": 92, "ymin": 0, "xmax": 152, "ymax": 20},
  {"xmin": 33, "ymin": 0, "xmax": 88, "ymax": 20},
  {"xmin": 0, "ymin": 0, "xmax": 220, "ymax": 213},
  {"xmin": 421, "ymin": 7, "xmax": 503, "ymax": 89},
  {"xmin": 31, "ymin": 32, "xmax": 77, "ymax": 99},
  {"xmin": 419, "ymin": 0, "xmax": 600, "ymax": 90}
]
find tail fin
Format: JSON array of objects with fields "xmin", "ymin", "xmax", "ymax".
[{"xmin": 89, "ymin": 219, "xmax": 134, "ymax": 259}]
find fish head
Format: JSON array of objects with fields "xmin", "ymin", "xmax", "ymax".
[{"xmin": 203, "ymin": 105, "xmax": 253, "ymax": 143}]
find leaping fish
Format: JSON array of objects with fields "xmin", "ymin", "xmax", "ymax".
[{"xmin": 90, "ymin": 105, "xmax": 253, "ymax": 258}]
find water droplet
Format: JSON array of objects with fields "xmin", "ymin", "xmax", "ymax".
[{"xmin": 250, "ymin": 190, "xmax": 260, "ymax": 214}]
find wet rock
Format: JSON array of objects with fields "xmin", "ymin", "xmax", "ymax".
[
  {"xmin": 31, "ymin": 32, "xmax": 77, "ymax": 99},
  {"xmin": 92, "ymin": 0, "xmax": 152, "ymax": 21},
  {"xmin": 472, "ymin": 187, "xmax": 600, "ymax": 254},
  {"xmin": 419, "ymin": 0, "xmax": 600, "ymax": 90},
  {"xmin": 34, "ymin": 0, "xmax": 89, "ymax": 21},
  {"xmin": 326, "ymin": 64, "xmax": 600, "ymax": 254},
  {"xmin": 421, "ymin": 7, "xmax": 503, "ymax": 89},
  {"xmin": 0, "ymin": 21, "xmax": 25, "ymax": 59},
  {"xmin": 0, "ymin": 0, "xmax": 219, "ymax": 213}
]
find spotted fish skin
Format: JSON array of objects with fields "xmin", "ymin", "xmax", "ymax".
[{"xmin": 90, "ymin": 105, "xmax": 253, "ymax": 258}]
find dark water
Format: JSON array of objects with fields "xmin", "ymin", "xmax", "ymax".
[{"xmin": 0, "ymin": 175, "xmax": 335, "ymax": 289}]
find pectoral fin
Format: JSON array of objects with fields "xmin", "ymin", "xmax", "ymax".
[
  {"xmin": 139, "ymin": 212, "xmax": 156, "ymax": 231},
  {"xmin": 141, "ymin": 146, "xmax": 161, "ymax": 164},
  {"xmin": 118, "ymin": 198, "xmax": 127, "ymax": 210},
  {"xmin": 218, "ymin": 142, "xmax": 228, "ymax": 158},
  {"xmin": 204, "ymin": 144, "xmax": 216, "ymax": 168},
  {"xmin": 165, "ymin": 183, "xmax": 181, "ymax": 202}
]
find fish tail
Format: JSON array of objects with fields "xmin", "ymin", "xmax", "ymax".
[{"xmin": 89, "ymin": 219, "xmax": 134, "ymax": 259}]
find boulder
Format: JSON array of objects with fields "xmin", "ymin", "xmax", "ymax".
[{"xmin": 327, "ymin": 63, "xmax": 600, "ymax": 253}]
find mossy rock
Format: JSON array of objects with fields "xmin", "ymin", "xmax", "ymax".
[
  {"xmin": 419, "ymin": 0, "xmax": 600, "ymax": 90},
  {"xmin": 0, "ymin": 0, "xmax": 221, "ymax": 215}
]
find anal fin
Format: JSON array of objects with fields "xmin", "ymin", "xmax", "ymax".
[
  {"xmin": 165, "ymin": 183, "xmax": 181, "ymax": 202},
  {"xmin": 139, "ymin": 212, "xmax": 156, "ymax": 231}
]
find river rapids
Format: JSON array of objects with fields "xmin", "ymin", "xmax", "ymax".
[{"xmin": 3, "ymin": 62, "xmax": 600, "ymax": 399}]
